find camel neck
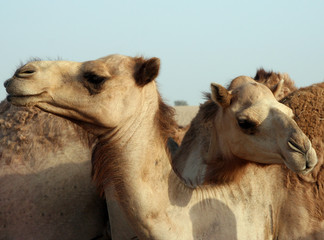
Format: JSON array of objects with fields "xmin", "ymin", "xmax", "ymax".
[
  {"xmin": 92, "ymin": 102, "xmax": 287, "ymax": 239},
  {"xmin": 104, "ymin": 128, "xmax": 286, "ymax": 239}
]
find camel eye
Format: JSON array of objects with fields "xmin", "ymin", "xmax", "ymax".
[
  {"xmin": 21, "ymin": 70, "xmax": 35, "ymax": 74},
  {"xmin": 237, "ymin": 118, "xmax": 257, "ymax": 130},
  {"xmin": 15, "ymin": 67, "xmax": 36, "ymax": 77},
  {"xmin": 83, "ymin": 71, "xmax": 106, "ymax": 84}
]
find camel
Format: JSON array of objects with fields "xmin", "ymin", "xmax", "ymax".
[
  {"xmin": 173, "ymin": 77, "xmax": 324, "ymax": 238},
  {"xmin": 4, "ymin": 54, "xmax": 318, "ymax": 239},
  {"xmin": 255, "ymin": 71, "xmax": 324, "ymax": 238},
  {"xmin": 253, "ymin": 68, "xmax": 297, "ymax": 100},
  {"xmin": 0, "ymin": 97, "xmax": 188, "ymax": 240},
  {"xmin": 169, "ymin": 68, "xmax": 298, "ymax": 148},
  {"xmin": 0, "ymin": 101, "xmax": 109, "ymax": 240},
  {"xmin": 171, "ymin": 76, "xmax": 316, "ymax": 187}
]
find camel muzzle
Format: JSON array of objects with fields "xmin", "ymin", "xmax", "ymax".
[{"xmin": 285, "ymin": 134, "xmax": 318, "ymax": 174}]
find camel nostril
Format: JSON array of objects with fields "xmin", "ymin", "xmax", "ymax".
[
  {"xmin": 306, "ymin": 162, "xmax": 311, "ymax": 170},
  {"xmin": 287, "ymin": 139, "xmax": 306, "ymax": 154}
]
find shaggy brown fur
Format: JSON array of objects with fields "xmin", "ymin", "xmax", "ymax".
[
  {"xmin": 92, "ymin": 94, "xmax": 179, "ymax": 195},
  {"xmin": 0, "ymin": 101, "xmax": 95, "ymax": 166},
  {"xmin": 254, "ymin": 68, "xmax": 297, "ymax": 100},
  {"xmin": 281, "ymin": 82, "xmax": 324, "ymax": 221},
  {"xmin": 0, "ymin": 100, "xmax": 108, "ymax": 240}
]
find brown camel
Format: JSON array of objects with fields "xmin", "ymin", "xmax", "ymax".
[
  {"xmin": 255, "ymin": 71, "xmax": 324, "ymax": 238},
  {"xmin": 4, "ymin": 54, "xmax": 318, "ymax": 239},
  {"xmin": 0, "ymin": 101, "xmax": 109, "ymax": 240},
  {"xmin": 253, "ymin": 68, "xmax": 297, "ymax": 100}
]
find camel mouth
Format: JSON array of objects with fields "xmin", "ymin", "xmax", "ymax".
[
  {"xmin": 283, "ymin": 148, "xmax": 318, "ymax": 175},
  {"xmin": 282, "ymin": 137, "xmax": 317, "ymax": 175},
  {"xmin": 7, "ymin": 93, "xmax": 42, "ymax": 100},
  {"xmin": 6, "ymin": 93, "xmax": 45, "ymax": 106}
]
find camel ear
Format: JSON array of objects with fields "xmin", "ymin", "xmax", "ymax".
[
  {"xmin": 134, "ymin": 57, "xmax": 160, "ymax": 86},
  {"xmin": 270, "ymin": 79, "xmax": 284, "ymax": 99},
  {"xmin": 211, "ymin": 83, "xmax": 232, "ymax": 108}
]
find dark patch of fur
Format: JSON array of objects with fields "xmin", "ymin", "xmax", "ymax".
[
  {"xmin": 211, "ymin": 84, "xmax": 232, "ymax": 107},
  {"xmin": 204, "ymin": 156, "xmax": 250, "ymax": 185},
  {"xmin": 155, "ymin": 94, "xmax": 178, "ymax": 144},
  {"xmin": 253, "ymin": 68, "xmax": 297, "ymax": 100},
  {"xmin": 200, "ymin": 93, "xmax": 219, "ymax": 123},
  {"xmin": 91, "ymin": 135, "xmax": 123, "ymax": 196},
  {"xmin": 133, "ymin": 57, "xmax": 160, "ymax": 87},
  {"xmin": 254, "ymin": 68, "xmax": 273, "ymax": 81}
]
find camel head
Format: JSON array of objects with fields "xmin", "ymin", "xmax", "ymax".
[
  {"xmin": 171, "ymin": 76, "xmax": 317, "ymax": 187},
  {"xmin": 4, "ymin": 55, "xmax": 161, "ymax": 135}
]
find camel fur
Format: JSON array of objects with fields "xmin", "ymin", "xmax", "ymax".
[
  {"xmin": 175, "ymin": 74, "xmax": 324, "ymax": 239},
  {"xmin": 3, "ymin": 54, "xmax": 320, "ymax": 239},
  {"xmin": 0, "ymin": 100, "xmax": 109, "ymax": 240}
]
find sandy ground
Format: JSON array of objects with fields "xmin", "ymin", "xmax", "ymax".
[{"xmin": 174, "ymin": 106, "xmax": 199, "ymax": 127}]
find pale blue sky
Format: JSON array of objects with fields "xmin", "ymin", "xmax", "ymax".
[{"xmin": 1, "ymin": 0, "xmax": 323, "ymax": 105}]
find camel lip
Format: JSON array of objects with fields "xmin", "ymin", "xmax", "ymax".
[
  {"xmin": 6, "ymin": 93, "xmax": 43, "ymax": 102},
  {"xmin": 296, "ymin": 164, "xmax": 315, "ymax": 175},
  {"xmin": 283, "ymin": 157, "xmax": 315, "ymax": 175}
]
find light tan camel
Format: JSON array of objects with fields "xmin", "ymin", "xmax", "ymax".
[
  {"xmin": 170, "ymin": 68, "xmax": 298, "ymax": 146},
  {"xmin": 173, "ymin": 78, "xmax": 324, "ymax": 239},
  {"xmin": 171, "ymin": 76, "xmax": 317, "ymax": 187},
  {"xmin": 4, "ymin": 54, "xmax": 318, "ymax": 239},
  {"xmin": 0, "ymin": 99, "xmax": 187, "ymax": 240},
  {"xmin": 0, "ymin": 101, "xmax": 109, "ymax": 240}
]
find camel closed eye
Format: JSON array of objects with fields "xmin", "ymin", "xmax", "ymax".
[
  {"xmin": 14, "ymin": 68, "xmax": 36, "ymax": 78},
  {"xmin": 237, "ymin": 118, "xmax": 257, "ymax": 130},
  {"xmin": 83, "ymin": 71, "xmax": 107, "ymax": 85},
  {"xmin": 21, "ymin": 70, "xmax": 35, "ymax": 74}
]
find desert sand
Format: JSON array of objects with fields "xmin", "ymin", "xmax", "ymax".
[{"xmin": 174, "ymin": 106, "xmax": 199, "ymax": 127}]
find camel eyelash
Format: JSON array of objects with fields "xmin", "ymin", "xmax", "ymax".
[
  {"xmin": 237, "ymin": 118, "xmax": 257, "ymax": 130},
  {"xmin": 83, "ymin": 71, "xmax": 107, "ymax": 85}
]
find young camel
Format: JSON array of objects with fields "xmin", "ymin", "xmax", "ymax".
[
  {"xmin": 0, "ymin": 101, "xmax": 109, "ymax": 240},
  {"xmin": 4, "ymin": 54, "xmax": 318, "ymax": 239}
]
